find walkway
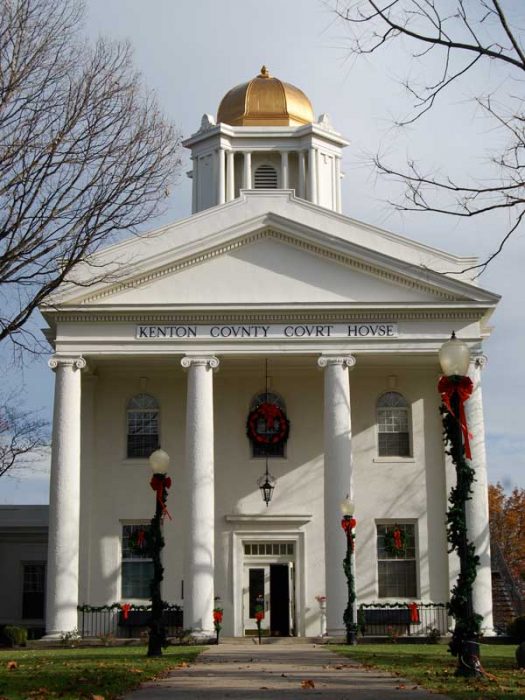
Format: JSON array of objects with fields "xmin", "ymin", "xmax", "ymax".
[{"xmin": 125, "ymin": 642, "xmax": 452, "ymax": 699}]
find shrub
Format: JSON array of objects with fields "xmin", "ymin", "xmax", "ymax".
[
  {"xmin": 508, "ymin": 616, "xmax": 525, "ymax": 643},
  {"xmin": 4, "ymin": 625, "xmax": 28, "ymax": 647},
  {"xmin": 426, "ymin": 627, "xmax": 441, "ymax": 644}
]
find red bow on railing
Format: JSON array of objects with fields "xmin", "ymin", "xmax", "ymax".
[
  {"xmin": 121, "ymin": 603, "xmax": 131, "ymax": 620},
  {"xmin": 150, "ymin": 475, "xmax": 172, "ymax": 520},
  {"xmin": 408, "ymin": 602, "xmax": 419, "ymax": 624},
  {"xmin": 438, "ymin": 375, "xmax": 474, "ymax": 459}
]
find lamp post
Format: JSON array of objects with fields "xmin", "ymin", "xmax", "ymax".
[
  {"xmin": 340, "ymin": 496, "xmax": 357, "ymax": 645},
  {"xmin": 438, "ymin": 333, "xmax": 482, "ymax": 677},
  {"xmin": 147, "ymin": 448, "xmax": 171, "ymax": 658}
]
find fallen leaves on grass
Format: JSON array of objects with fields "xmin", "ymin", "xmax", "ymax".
[
  {"xmin": 300, "ymin": 679, "xmax": 315, "ymax": 688},
  {"xmin": 6, "ymin": 661, "xmax": 17, "ymax": 670},
  {"xmin": 177, "ymin": 661, "xmax": 190, "ymax": 668},
  {"xmin": 91, "ymin": 696, "xmax": 105, "ymax": 700}
]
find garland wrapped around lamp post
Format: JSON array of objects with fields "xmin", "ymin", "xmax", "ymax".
[
  {"xmin": 147, "ymin": 448, "xmax": 172, "ymax": 658},
  {"xmin": 438, "ymin": 333, "xmax": 482, "ymax": 678},
  {"xmin": 340, "ymin": 497, "xmax": 358, "ymax": 645}
]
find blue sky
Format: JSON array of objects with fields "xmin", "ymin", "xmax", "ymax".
[{"xmin": 1, "ymin": 0, "xmax": 523, "ymax": 503}]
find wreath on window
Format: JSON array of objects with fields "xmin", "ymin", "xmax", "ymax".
[
  {"xmin": 384, "ymin": 525, "xmax": 406, "ymax": 556},
  {"xmin": 247, "ymin": 401, "xmax": 290, "ymax": 446}
]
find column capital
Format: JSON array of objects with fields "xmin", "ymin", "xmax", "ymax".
[
  {"xmin": 181, "ymin": 355, "xmax": 219, "ymax": 370},
  {"xmin": 48, "ymin": 355, "xmax": 86, "ymax": 371},
  {"xmin": 318, "ymin": 355, "xmax": 356, "ymax": 370}
]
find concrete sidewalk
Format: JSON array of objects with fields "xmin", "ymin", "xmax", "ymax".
[{"xmin": 125, "ymin": 642, "xmax": 452, "ymax": 699}]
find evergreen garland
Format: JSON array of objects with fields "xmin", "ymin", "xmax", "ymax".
[
  {"xmin": 342, "ymin": 530, "xmax": 358, "ymax": 637},
  {"xmin": 441, "ymin": 392, "xmax": 483, "ymax": 658}
]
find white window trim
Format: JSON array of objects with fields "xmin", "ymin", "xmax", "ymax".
[{"xmin": 375, "ymin": 519, "xmax": 420, "ymax": 600}]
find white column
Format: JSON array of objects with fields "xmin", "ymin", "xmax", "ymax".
[
  {"xmin": 45, "ymin": 355, "xmax": 86, "ymax": 638},
  {"xmin": 308, "ymin": 147, "xmax": 318, "ymax": 204},
  {"xmin": 298, "ymin": 151, "xmax": 306, "ymax": 198},
  {"xmin": 243, "ymin": 151, "xmax": 252, "ymax": 189},
  {"xmin": 465, "ymin": 356, "xmax": 494, "ymax": 634},
  {"xmin": 217, "ymin": 148, "xmax": 225, "ymax": 205},
  {"xmin": 335, "ymin": 156, "xmax": 342, "ymax": 213},
  {"xmin": 226, "ymin": 150, "xmax": 235, "ymax": 201},
  {"xmin": 280, "ymin": 151, "xmax": 289, "ymax": 189},
  {"xmin": 181, "ymin": 355, "xmax": 219, "ymax": 637},
  {"xmin": 318, "ymin": 355, "xmax": 356, "ymax": 637}
]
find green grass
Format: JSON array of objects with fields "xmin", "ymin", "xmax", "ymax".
[
  {"xmin": 0, "ymin": 645, "xmax": 203, "ymax": 700},
  {"xmin": 333, "ymin": 643, "xmax": 524, "ymax": 700}
]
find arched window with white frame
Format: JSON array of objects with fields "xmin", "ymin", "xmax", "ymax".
[
  {"xmin": 376, "ymin": 391, "xmax": 411, "ymax": 457},
  {"xmin": 126, "ymin": 393, "xmax": 160, "ymax": 458}
]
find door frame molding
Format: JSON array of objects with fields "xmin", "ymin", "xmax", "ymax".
[{"xmin": 231, "ymin": 528, "xmax": 307, "ymax": 637}]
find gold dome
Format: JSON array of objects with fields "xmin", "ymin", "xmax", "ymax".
[{"xmin": 217, "ymin": 66, "xmax": 314, "ymax": 127}]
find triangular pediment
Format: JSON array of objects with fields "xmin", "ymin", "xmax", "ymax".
[
  {"xmin": 77, "ymin": 230, "xmax": 455, "ymax": 306},
  {"xmin": 44, "ymin": 192, "xmax": 499, "ymax": 310}
]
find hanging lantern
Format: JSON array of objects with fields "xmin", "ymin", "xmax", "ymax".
[{"xmin": 257, "ymin": 458, "xmax": 276, "ymax": 506}]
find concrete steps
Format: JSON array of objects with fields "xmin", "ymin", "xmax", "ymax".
[{"xmin": 217, "ymin": 636, "xmax": 320, "ymax": 645}]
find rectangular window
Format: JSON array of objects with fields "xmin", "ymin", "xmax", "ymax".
[
  {"xmin": 22, "ymin": 563, "xmax": 45, "ymax": 619},
  {"xmin": 121, "ymin": 524, "xmax": 154, "ymax": 599},
  {"xmin": 376, "ymin": 523, "xmax": 417, "ymax": 598}
]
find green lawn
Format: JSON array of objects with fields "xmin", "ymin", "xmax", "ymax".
[
  {"xmin": 0, "ymin": 645, "xmax": 203, "ymax": 700},
  {"xmin": 333, "ymin": 643, "xmax": 524, "ymax": 700}
]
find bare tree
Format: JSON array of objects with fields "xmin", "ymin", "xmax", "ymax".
[
  {"xmin": 0, "ymin": 396, "xmax": 49, "ymax": 478},
  {"xmin": 333, "ymin": 0, "xmax": 525, "ymax": 275},
  {"xmin": 0, "ymin": 0, "xmax": 181, "ymax": 349}
]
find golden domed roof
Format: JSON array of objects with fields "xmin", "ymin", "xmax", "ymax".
[{"xmin": 217, "ymin": 66, "xmax": 314, "ymax": 127}]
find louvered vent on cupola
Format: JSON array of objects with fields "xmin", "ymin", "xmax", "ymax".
[{"xmin": 254, "ymin": 164, "xmax": 278, "ymax": 189}]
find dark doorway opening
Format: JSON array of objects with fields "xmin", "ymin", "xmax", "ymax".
[{"xmin": 270, "ymin": 564, "xmax": 290, "ymax": 636}]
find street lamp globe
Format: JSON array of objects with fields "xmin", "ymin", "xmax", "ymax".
[
  {"xmin": 340, "ymin": 497, "xmax": 355, "ymax": 517},
  {"xmin": 149, "ymin": 448, "xmax": 170, "ymax": 475},
  {"xmin": 439, "ymin": 331, "xmax": 470, "ymax": 377}
]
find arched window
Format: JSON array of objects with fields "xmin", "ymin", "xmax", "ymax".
[
  {"xmin": 254, "ymin": 164, "xmax": 278, "ymax": 189},
  {"xmin": 376, "ymin": 391, "xmax": 411, "ymax": 457},
  {"xmin": 127, "ymin": 393, "xmax": 159, "ymax": 458},
  {"xmin": 248, "ymin": 391, "xmax": 288, "ymax": 458}
]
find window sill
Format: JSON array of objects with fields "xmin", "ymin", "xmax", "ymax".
[
  {"xmin": 121, "ymin": 458, "xmax": 150, "ymax": 465},
  {"xmin": 373, "ymin": 457, "xmax": 415, "ymax": 464}
]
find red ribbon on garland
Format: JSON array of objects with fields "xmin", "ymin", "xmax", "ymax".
[
  {"xmin": 255, "ymin": 610, "xmax": 265, "ymax": 622},
  {"xmin": 150, "ymin": 475, "xmax": 172, "ymax": 520},
  {"xmin": 136, "ymin": 529, "xmax": 146, "ymax": 549},
  {"xmin": 341, "ymin": 517, "xmax": 357, "ymax": 533},
  {"xmin": 438, "ymin": 375, "xmax": 474, "ymax": 459},
  {"xmin": 121, "ymin": 603, "xmax": 131, "ymax": 620},
  {"xmin": 408, "ymin": 602, "xmax": 419, "ymax": 624},
  {"xmin": 213, "ymin": 609, "xmax": 223, "ymax": 624}
]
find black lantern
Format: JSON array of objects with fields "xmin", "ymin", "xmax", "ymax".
[{"xmin": 257, "ymin": 458, "xmax": 275, "ymax": 506}]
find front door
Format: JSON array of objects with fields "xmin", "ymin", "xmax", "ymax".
[{"xmin": 243, "ymin": 562, "xmax": 294, "ymax": 636}]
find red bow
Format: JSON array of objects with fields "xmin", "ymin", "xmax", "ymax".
[
  {"xmin": 341, "ymin": 517, "xmax": 356, "ymax": 532},
  {"xmin": 150, "ymin": 475, "xmax": 172, "ymax": 520},
  {"xmin": 121, "ymin": 603, "xmax": 131, "ymax": 620},
  {"xmin": 258, "ymin": 402, "xmax": 282, "ymax": 431},
  {"xmin": 438, "ymin": 375, "xmax": 474, "ymax": 459},
  {"xmin": 213, "ymin": 610, "xmax": 223, "ymax": 623},
  {"xmin": 408, "ymin": 602, "xmax": 419, "ymax": 623},
  {"xmin": 136, "ymin": 529, "xmax": 146, "ymax": 548},
  {"xmin": 393, "ymin": 528, "xmax": 403, "ymax": 550},
  {"xmin": 255, "ymin": 610, "xmax": 265, "ymax": 622}
]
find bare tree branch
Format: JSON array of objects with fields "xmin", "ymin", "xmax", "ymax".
[
  {"xmin": 0, "ymin": 0, "xmax": 181, "ymax": 349},
  {"xmin": 333, "ymin": 0, "xmax": 525, "ymax": 274},
  {"xmin": 0, "ymin": 394, "xmax": 49, "ymax": 477}
]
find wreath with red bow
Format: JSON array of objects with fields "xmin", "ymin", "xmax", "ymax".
[
  {"xmin": 247, "ymin": 401, "xmax": 290, "ymax": 446},
  {"xmin": 384, "ymin": 526, "xmax": 406, "ymax": 556},
  {"xmin": 128, "ymin": 527, "xmax": 151, "ymax": 556}
]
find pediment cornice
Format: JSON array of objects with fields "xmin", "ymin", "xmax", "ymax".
[{"xmin": 54, "ymin": 225, "xmax": 499, "ymax": 308}]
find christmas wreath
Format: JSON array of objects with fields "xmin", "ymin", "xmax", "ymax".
[
  {"xmin": 128, "ymin": 527, "xmax": 151, "ymax": 556},
  {"xmin": 384, "ymin": 525, "xmax": 406, "ymax": 556},
  {"xmin": 247, "ymin": 401, "xmax": 290, "ymax": 446}
]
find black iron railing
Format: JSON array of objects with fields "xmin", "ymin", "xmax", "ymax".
[
  {"xmin": 78, "ymin": 603, "xmax": 183, "ymax": 638},
  {"xmin": 358, "ymin": 602, "xmax": 449, "ymax": 638}
]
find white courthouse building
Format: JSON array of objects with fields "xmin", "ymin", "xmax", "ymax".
[{"xmin": 41, "ymin": 68, "xmax": 499, "ymax": 639}]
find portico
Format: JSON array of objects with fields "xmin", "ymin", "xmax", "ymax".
[{"xmin": 41, "ymin": 68, "xmax": 498, "ymax": 640}]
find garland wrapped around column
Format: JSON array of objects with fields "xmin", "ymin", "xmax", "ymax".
[{"xmin": 440, "ymin": 376, "xmax": 483, "ymax": 669}]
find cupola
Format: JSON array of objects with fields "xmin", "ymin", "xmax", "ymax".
[{"xmin": 183, "ymin": 67, "xmax": 348, "ymax": 214}]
